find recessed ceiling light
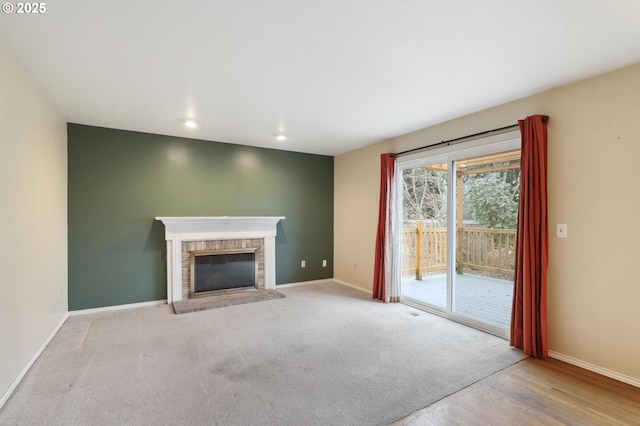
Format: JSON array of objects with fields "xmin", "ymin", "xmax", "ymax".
[
  {"xmin": 182, "ymin": 118, "xmax": 198, "ymax": 129},
  {"xmin": 275, "ymin": 134, "xmax": 287, "ymax": 142}
]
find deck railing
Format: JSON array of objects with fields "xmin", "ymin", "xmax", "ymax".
[{"xmin": 403, "ymin": 221, "xmax": 516, "ymax": 280}]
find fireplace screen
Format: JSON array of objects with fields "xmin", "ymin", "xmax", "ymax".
[{"xmin": 190, "ymin": 248, "xmax": 257, "ymax": 296}]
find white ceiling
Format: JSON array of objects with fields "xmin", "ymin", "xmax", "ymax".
[{"xmin": 2, "ymin": 1, "xmax": 640, "ymax": 156}]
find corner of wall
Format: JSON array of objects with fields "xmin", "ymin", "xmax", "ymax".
[{"xmin": 0, "ymin": 43, "xmax": 68, "ymax": 408}]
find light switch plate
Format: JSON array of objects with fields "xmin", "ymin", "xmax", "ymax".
[{"xmin": 556, "ymin": 224, "xmax": 568, "ymax": 238}]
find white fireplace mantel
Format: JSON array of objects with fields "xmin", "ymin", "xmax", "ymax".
[{"xmin": 155, "ymin": 216, "xmax": 285, "ymax": 303}]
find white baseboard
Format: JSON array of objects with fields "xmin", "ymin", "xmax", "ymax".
[
  {"xmin": 277, "ymin": 279, "xmax": 335, "ymax": 288},
  {"xmin": 0, "ymin": 313, "xmax": 69, "ymax": 411},
  {"xmin": 549, "ymin": 350, "xmax": 640, "ymax": 389},
  {"xmin": 68, "ymin": 299, "xmax": 167, "ymax": 316},
  {"xmin": 332, "ymin": 279, "xmax": 370, "ymax": 294}
]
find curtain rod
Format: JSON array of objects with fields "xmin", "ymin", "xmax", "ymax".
[{"xmin": 392, "ymin": 115, "xmax": 549, "ymax": 158}]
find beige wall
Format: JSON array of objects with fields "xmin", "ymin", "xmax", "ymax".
[
  {"xmin": 335, "ymin": 63, "xmax": 640, "ymax": 382},
  {"xmin": 0, "ymin": 44, "xmax": 68, "ymax": 404}
]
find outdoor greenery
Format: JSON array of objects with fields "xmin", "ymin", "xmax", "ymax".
[
  {"xmin": 402, "ymin": 168, "xmax": 448, "ymax": 226},
  {"xmin": 464, "ymin": 168, "xmax": 520, "ymax": 229},
  {"xmin": 402, "ymin": 161, "xmax": 520, "ymax": 229}
]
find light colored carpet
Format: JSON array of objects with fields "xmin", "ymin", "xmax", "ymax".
[{"xmin": 0, "ymin": 281, "xmax": 525, "ymax": 425}]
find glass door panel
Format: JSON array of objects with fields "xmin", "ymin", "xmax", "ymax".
[
  {"xmin": 452, "ymin": 150, "xmax": 520, "ymax": 330},
  {"xmin": 400, "ymin": 162, "xmax": 448, "ymax": 309}
]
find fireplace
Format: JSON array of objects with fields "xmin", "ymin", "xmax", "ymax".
[
  {"xmin": 155, "ymin": 216, "xmax": 285, "ymax": 303},
  {"xmin": 181, "ymin": 238, "xmax": 265, "ymax": 299},
  {"xmin": 191, "ymin": 249, "xmax": 258, "ymax": 297}
]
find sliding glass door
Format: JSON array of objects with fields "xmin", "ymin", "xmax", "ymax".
[{"xmin": 398, "ymin": 138, "xmax": 520, "ymax": 337}]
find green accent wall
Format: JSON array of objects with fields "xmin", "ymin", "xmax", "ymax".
[{"xmin": 68, "ymin": 124, "xmax": 334, "ymax": 310}]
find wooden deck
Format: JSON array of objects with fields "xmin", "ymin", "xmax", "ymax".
[{"xmin": 401, "ymin": 273, "xmax": 513, "ymax": 329}]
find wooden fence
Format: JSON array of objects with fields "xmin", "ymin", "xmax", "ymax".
[{"xmin": 403, "ymin": 221, "xmax": 517, "ymax": 280}]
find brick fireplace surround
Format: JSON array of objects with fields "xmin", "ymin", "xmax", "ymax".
[
  {"xmin": 181, "ymin": 238, "xmax": 264, "ymax": 299},
  {"xmin": 155, "ymin": 217, "xmax": 285, "ymax": 304}
]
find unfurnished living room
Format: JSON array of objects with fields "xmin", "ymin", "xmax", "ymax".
[{"xmin": 2, "ymin": 1, "xmax": 640, "ymax": 425}]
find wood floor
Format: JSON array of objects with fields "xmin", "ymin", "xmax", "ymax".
[{"xmin": 394, "ymin": 357, "xmax": 640, "ymax": 425}]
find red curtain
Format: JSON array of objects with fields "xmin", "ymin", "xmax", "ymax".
[
  {"xmin": 373, "ymin": 153, "xmax": 397, "ymax": 302},
  {"xmin": 511, "ymin": 115, "xmax": 549, "ymax": 358}
]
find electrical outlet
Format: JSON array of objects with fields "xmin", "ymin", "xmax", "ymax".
[
  {"xmin": 301, "ymin": 260, "xmax": 306, "ymax": 268},
  {"xmin": 353, "ymin": 263, "xmax": 357, "ymax": 270},
  {"xmin": 322, "ymin": 259, "xmax": 327, "ymax": 267}
]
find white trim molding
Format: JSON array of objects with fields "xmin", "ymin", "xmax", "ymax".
[
  {"xmin": 549, "ymin": 351, "xmax": 640, "ymax": 389},
  {"xmin": 155, "ymin": 216, "xmax": 285, "ymax": 303},
  {"xmin": 277, "ymin": 279, "xmax": 335, "ymax": 288},
  {"xmin": 68, "ymin": 300, "xmax": 167, "ymax": 316},
  {"xmin": 0, "ymin": 313, "xmax": 69, "ymax": 411},
  {"xmin": 333, "ymin": 279, "xmax": 370, "ymax": 294}
]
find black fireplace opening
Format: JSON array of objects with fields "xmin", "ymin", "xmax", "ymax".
[{"xmin": 193, "ymin": 252, "xmax": 256, "ymax": 294}]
